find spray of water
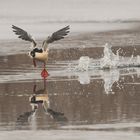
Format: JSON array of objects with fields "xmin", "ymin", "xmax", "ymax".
[
  {"xmin": 71, "ymin": 43, "xmax": 140, "ymax": 94},
  {"xmin": 100, "ymin": 43, "xmax": 120, "ymax": 69},
  {"xmin": 75, "ymin": 56, "xmax": 91, "ymax": 71},
  {"xmin": 74, "ymin": 43, "xmax": 140, "ymax": 71}
]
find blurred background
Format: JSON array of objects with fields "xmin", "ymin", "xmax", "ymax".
[{"xmin": 0, "ymin": 0, "xmax": 140, "ymax": 39}]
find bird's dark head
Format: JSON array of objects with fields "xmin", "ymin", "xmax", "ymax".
[{"xmin": 30, "ymin": 50, "xmax": 35, "ymax": 58}]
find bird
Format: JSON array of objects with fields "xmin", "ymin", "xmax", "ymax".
[
  {"xmin": 29, "ymin": 79, "xmax": 67, "ymax": 122},
  {"xmin": 12, "ymin": 25, "xmax": 70, "ymax": 78}
]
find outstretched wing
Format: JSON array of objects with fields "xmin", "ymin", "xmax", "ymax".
[
  {"xmin": 12, "ymin": 25, "xmax": 37, "ymax": 47},
  {"xmin": 47, "ymin": 25, "xmax": 70, "ymax": 44}
]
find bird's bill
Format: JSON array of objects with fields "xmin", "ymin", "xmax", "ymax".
[{"xmin": 33, "ymin": 59, "xmax": 36, "ymax": 67}]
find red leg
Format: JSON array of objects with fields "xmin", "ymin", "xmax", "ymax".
[
  {"xmin": 44, "ymin": 62, "xmax": 46, "ymax": 69},
  {"xmin": 41, "ymin": 62, "xmax": 49, "ymax": 79},
  {"xmin": 33, "ymin": 59, "xmax": 36, "ymax": 67}
]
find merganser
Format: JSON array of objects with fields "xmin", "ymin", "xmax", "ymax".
[{"xmin": 12, "ymin": 25, "xmax": 70, "ymax": 78}]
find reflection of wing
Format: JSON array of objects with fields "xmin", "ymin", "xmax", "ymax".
[
  {"xmin": 17, "ymin": 110, "xmax": 35, "ymax": 124},
  {"xmin": 12, "ymin": 25, "xmax": 37, "ymax": 47},
  {"xmin": 47, "ymin": 25, "xmax": 70, "ymax": 44},
  {"xmin": 47, "ymin": 108, "xmax": 68, "ymax": 122},
  {"xmin": 42, "ymin": 100, "xmax": 50, "ymax": 111}
]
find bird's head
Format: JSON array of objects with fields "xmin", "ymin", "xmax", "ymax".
[
  {"xmin": 30, "ymin": 50, "xmax": 35, "ymax": 58},
  {"xmin": 29, "ymin": 50, "xmax": 36, "ymax": 67}
]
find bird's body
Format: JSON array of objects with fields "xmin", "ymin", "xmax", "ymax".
[
  {"xmin": 29, "ymin": 48, "xmax": 48, "ymax": 63},
  {"xmin": 35, "ymin": 51, "xmax": 48, "ymax": 63},
  {"xmin": 12, "ymin": 25, "xmax": 70, "ymax": 78}
]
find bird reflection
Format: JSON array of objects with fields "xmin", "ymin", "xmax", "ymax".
[
  {"xmin": 17, "ymin": 79, "xmax": 67, "ymax": 125},
  {"xmin": 17, "ymin": 110, "xmax": 35, "ymax": 124}
]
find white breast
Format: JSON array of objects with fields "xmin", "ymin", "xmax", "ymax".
[{"xmin": 35, "ymin": 51, "xmax": 48, "ymax": 62}]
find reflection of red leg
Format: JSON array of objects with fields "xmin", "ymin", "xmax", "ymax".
[
  {"xmin": 33, "ymin": 84, "xmax": 36, "ymax": 93},
  {"xmin": 43, "ymin": 78, "xmax": 47, "ymax": 89}
]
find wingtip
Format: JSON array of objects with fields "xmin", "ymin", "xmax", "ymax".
[
  {"xmin": 66, "ymin": 25, "xmax": 70, "ymax": 29},
  {"xmin": 12, "ymin": 25, "xmax": 15, "ymax": 28},
  {"xmin": 11, "ymin": 25, "xmax": 15, "ymax": 32},
  {"xmin": 64, "ymin": 25, "xmax": 70, "ymax": 33},
  {"xmin": 67, "ymin": 25, "xmax": 70, "ymax": 32},
  {"xmin": 12, "ymin": 25, "xmax": 20, "ymax": 30},
  {"xmin": 12, "ymin": 25, "xmax": 17, "ymax": 30}
]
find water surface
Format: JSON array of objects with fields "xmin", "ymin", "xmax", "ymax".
[{"xmin": 1, "ymin": 29, "xmax": 140, "ymax": 139}]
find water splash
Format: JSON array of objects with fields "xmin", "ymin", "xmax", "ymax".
[
  {"xmin": 100, "ymin": 43, "xmax": 120, "ymax": 69},
  {"xmin": 101, "ymin": 69, "xmax": 120, "ymax": 94},
  {"xmin": 101, "ymin": 43, "xmax": 140, "ymax": 69},
  {"xmin": 78, "ymin": 72, "xmax": 90, "ymax": 85},
  {"xmin": 75, "ymin": 43, "xmax": 140, "ymax": 71},
  {"xmin": 75, "ymin": 56, "xmax": 91, "ymax": 71},
  {"xmin": 71, "ymin": 43, "xmax": 140, "ymax": 94}
]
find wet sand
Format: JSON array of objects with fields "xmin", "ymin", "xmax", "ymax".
[{"xmin": 0, "ymin": 28, "xmax": 140, "ymax": 139}]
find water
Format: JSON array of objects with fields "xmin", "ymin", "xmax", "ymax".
[
  {"xmin": 0, "ymin": 0, "xmax": 140, "ymax": 39},
  {"xmin": 1, "ymin": 27, "xmax": 140, "ymax": 139},
  {"xmin": 74, "ymin": 43, "xmax": 140, "ymax": 70},
  {"xmin": 1, "ymin": 0, "xmax": 140, "ymax": 139},
  {"xmin": 1, "ymin": 40, "xmax": 140, "ymax": 139}
]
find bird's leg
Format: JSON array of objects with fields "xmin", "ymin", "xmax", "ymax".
[
  {"xmin": 44, "ymin": 62, "xmax": 46, "ymax": 69},
  {"xmin": 41, "ymin": 62, "xmax": 49, "ymax": 79},
  {"xmin": 33, "ymin": 58, "xmax": 36, "ymax": 67}
]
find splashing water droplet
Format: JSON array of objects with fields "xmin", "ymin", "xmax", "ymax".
[
  {"xmin": 75, "ymin": 56, "xmax": 91, "ymax": 71},
  {"xmin": 72, "ymin": 43, "xmax": 140, "ymax": 72},
  {"xmin": 100, "ymin": 43, "xmax": 120, "ymax": 69}
]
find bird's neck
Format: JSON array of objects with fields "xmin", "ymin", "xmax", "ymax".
[{"xmin": 43, "ymin": 41, "xmax": 48, "ymax": 51}]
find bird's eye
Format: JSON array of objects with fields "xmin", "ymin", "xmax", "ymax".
[{"xmin": 30, "ymin": 51, "xmax": 35, "ymax": 57}]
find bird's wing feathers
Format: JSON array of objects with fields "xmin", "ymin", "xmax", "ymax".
[
  {"xmin": 47, "ymin": 25, "xmax": 70, "ymax": 44},
  {"xmin": 12, "ymin": 25, "xmax": 37, "ymax": 47},
  {"xmin": 12, "ymin": 25, "xmax": 70, "ymax": 49}
]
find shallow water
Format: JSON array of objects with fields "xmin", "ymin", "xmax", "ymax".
[
  {"xmin": 1, "ymin": 29, "xmax": 140, "ymax": 139},
  {"xmin": 1, "ymin": 67, "xmax": 140, "ymax": 138},
  {"xmin": 1, "ymin": 0, "xmax": 140, "ymax": 139}
]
